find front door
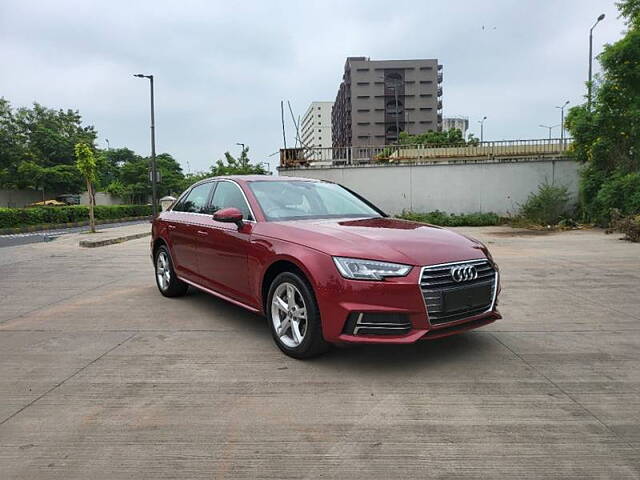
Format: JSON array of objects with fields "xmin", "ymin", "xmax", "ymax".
[{"xmin": 197, "ymin": 180, "xmax": 254, "ymax": 305}]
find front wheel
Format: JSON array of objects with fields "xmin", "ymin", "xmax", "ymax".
[
  {"xmin": 267, "ymin": 272, "xmax": 329, "ymax": 359},
  {"xmin": 154, "ymin": 245, "xmax": 188, "ymax": 297}
]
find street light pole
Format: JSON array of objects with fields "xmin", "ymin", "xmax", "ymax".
[
  {"xmin": 236, "ymin": 143, "xmax": 246, "ymax": 167},
  {"xmin": 134, "ymin": 73, "xmax": 158, "ymax": 219},
  {"xmin": 556, "ymin": 100, "xmax": 570, "ymax": 142},
  {"xmin": 539, "ymin": 124, "xmax": 560, "ymax": 140},
  {"xmin": 588, "ymin": 13, "xmax": 605, "ymax": 110},
  {"xmin": 478, "ymin": 116, "xmax": 487, "ymax": 142}
]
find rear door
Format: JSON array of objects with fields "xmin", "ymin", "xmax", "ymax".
[{"xmin": 166, "ymin": 182, "xmax": 215, "ymax": 280}]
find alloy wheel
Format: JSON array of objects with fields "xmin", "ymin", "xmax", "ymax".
[
  {"xmin": 271, "ymin": 282, "xmax": 308, "ymax": 348},
  {"xmin": 156, "ymin": 251, "xmax": 171, "ymax": 291}
]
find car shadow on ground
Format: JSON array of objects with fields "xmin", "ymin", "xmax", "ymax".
[{"xmin": 179, "ymin": 286, "xmax": 500, "ymax": 372}]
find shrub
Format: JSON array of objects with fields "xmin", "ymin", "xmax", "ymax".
[
  {"xmin": 589, "ymin": 171, "xmax": 640, "ymax": 225},
  {"xmin": 398, "ymin": 210, "xmax": 503, "ymax": 227},
  {"xmin": 519, "ymin": 183, "xmax": 572, "ymax": 226},
  {"xmin": 0, "ymin": 204, "xmax": 151, "ymax": 229},
  {"xmin": 607, "ymin": 209, "xmax": 640, "ymax": 242}
]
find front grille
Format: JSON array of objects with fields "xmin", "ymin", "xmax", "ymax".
[{"xmin": 420, "ymin": 259, "xmax": 497, "ymax": 325}]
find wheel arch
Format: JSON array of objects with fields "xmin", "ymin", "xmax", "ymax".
[
  {"xmin": 261, "ymin": 258, "xmax": 314, "ymax": 314},
  {"xmin": 152, "ymin": 237, "xmax": 168, "ymax": 258}
]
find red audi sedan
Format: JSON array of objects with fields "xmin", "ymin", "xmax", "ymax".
[{"xmin": 151, "ymin": 175, "xmax": 501, "ymax": 358}]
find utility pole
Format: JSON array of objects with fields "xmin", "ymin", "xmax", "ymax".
[
  {"xmin": 134, "ymin": 73, "xmax": 158, "ymax": 219},
  {"xmin": 539, "ymin": 124, "xmax": 560, "ymax": 140},
  {"xmin": 478, "ymin": 116, "xmax": 487, "ymax": 142},
  {"xmin": 588, "ymin": 13, "xmax": 605, "ymax": 110},
  {"xmin": 556, "ymin": 100, "xmax": 570, "ymax": 142},
  {"xmin": 236, "ymin": 143, "xmax": 247, "ymax": 168}
]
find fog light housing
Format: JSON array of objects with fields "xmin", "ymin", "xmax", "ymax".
[{"xmin": 343, "ymin": 312, "xmax": 412, "ymax": 335}]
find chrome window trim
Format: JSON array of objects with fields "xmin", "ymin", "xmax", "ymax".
[
  {"xmin": 168, "ymin": 178, "xmax": 256, "ymax": 223},
  {"xmin": 169, "ymin": 180, "xmax": 215, "ymax": 214},
  {"xmin": 418, "ymin": 258, "xmax": 498, "ymax": 325},
  {"xmin": 210, "ymin": 179, "xmax": 257, "ymax": 222}
]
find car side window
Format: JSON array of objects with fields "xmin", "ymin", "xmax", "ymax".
[
  {"xmin": 173, "ymin": 182, "xmax": 214, "ymax": 214},
  {"xmin": 210, "ymin": 181, "xmax": 253, "ymax": 220}
]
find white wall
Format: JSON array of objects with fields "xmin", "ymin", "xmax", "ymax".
[
  {"xmin": 280, "ymin": 158, "xmax": 580, "ymax": 215},
  {"xmin": 0, "ymin": 189, "xmax": 57, "ymax": 208},
  {"xmin": 80, "ymin": 192, "xmax": 126, "ymax": 206}
]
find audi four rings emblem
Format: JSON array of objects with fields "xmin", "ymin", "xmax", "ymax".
[{"xmin": 450, "ymin": 264, "xmax": 478, "ymax": 282}]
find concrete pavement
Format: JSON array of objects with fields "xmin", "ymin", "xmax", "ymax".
[
  {"xmin": 0, "ymin": 226, "xmax": 639, "ymax": 479},
  {"xmin": 0, "ymin": 219, "xmax": 150, "ymax": 248}
]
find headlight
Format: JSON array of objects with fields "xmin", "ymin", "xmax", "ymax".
[{"xmin": 333, "ymin": 257, "xmax": 412, "ymax": 281}]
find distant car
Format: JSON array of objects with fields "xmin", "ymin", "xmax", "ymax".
[
  {"xmin": 151, "ymin": 176, "xmax": 501, "ymax": 358},
  {"xmin": 27, "ymin": 199, "xmax": 67, "ymax": 207}
]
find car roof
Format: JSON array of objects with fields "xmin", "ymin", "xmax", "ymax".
[{"xmin": 193, "ymin": 175, "xmax": 323, "ymax": 187}]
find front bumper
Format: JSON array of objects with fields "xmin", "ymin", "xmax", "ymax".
[{"xmin": 315, "ymin": 260, "xmax": 501, "ymax": 345}]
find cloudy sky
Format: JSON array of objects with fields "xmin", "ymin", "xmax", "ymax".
[{"xmin": 0, "ymin": 0, "xmax": 625, "ymax": 173}]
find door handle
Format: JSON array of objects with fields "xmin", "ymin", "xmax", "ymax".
[
  {"xmin": 197, "ymin": 230, "xmax": 209, "ymax": 236},
  {"xmin": 168, "ymin": 224, "xmax": 176, "ymax": 230}
]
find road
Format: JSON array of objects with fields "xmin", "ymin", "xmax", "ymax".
[
  {"xmin": 0, "ymin": 220, "xmax": 149, "ymax": 248},
  {"xmin": 0, "ymin": 226, "xmax": 639, "ymax": 479}
]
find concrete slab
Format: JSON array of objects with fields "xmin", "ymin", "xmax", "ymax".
[{"xmin": 0, "ymin": 226, "xmax": 639, "ymax": 478}]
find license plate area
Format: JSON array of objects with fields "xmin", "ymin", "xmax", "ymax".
[{"xmin": 442, "ymin": 284, "xmax": 492, "ymax": 313}]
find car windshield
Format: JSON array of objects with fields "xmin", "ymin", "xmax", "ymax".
[{"xmin": 248, "ymin": 181, "xmax": 383, "ymax": 221}]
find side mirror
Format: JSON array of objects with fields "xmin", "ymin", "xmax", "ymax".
[{"xmin": 213, "ymin": 207, "xmax": 244, "ymax": 228}]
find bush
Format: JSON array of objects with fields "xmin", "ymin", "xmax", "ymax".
[
  {"xmin": 519, "ymin": 183, "xmax": 572, "ymax": 226},
  {"xmin": 607, "ymin": 209, "xmax": 640, "ymax": 242},
  {"xmin": 588, "ymin": 171, "xmax": 640, "ymax": 225},
  {"xmin": 398, "ymin": 210, "xmax": 503, "ymax": 226},
  {"xmin": 0, "ymin": 204, "xmax": 151, "ymax": 229}
]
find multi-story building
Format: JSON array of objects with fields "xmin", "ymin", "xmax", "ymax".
[
  {"xmin": 332, "ymin": 57, "xmax": 443, "ymax": 148},
  {"xmin": 300, "ymin": 101, "xmax": 333, "ymax": 152},
  {"xmin": 443, "ymin": 116, "xmax": 469, "ymax": 138}
]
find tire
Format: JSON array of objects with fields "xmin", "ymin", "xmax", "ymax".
[
  {"xmin": 266, "ymin": 271, "xmax": 330, "ymax": 359},
  {"xmin": 154, "ymin": 245, "xmax": 188, "ymax": 298}
]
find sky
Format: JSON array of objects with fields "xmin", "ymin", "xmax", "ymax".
[{"xmin": 0, "ymin": 0, "xmax": 626, "ymax": 174}]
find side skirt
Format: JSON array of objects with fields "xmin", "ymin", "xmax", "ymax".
[{"xmin": 177, "ymin": 275, "xmax": 262, "ymax": 314}]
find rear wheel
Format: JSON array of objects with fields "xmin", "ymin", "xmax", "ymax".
[
  {"xmin": 267, "ymin": 272, "xmax": 329, "ymax": 359},
  {"xmin": 154, "ymin": 245, "xmax": 188, "ymax": 297}
]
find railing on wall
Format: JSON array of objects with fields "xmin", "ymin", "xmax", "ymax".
[{"xmin": 279, "ymin": 138, "xmax": 573, "ymax": 168}]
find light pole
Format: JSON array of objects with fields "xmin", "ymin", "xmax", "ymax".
[
  {"xmin": 236, "ymin": 143, "xmax": 246, "ymax": 168},
  {"xmin": 478, "ymin": 116, "xmax": 487, "ymax": 142},
  {"xmin": 134, "ymin": 73, "xmax": 158, "ymax": 219},
  {"xmin": 556, "ymin": 100, "xmax": 570, "ymax": 142},
  {"xmin": 588, "ymin": 13, "xmax": 605, "ymax": 110},
  {"xmin": 539, "ymin": 124, "xmax": 560, "ymax": 140}
]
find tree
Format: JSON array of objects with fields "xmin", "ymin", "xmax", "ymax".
[
  {"xmin": 398, "ymin": 128, "xmax": 467, "ymax": 146},
  {"xmin": 565, "ymin": 0, "xmax": 640, "ymax": 223},
  {"xmin": 75, "ymin": 143, "xmax": 98, "ymax": 233},
  {"xmin": 0, "ymin": 99, "xmax": 95, "ymax": 193},
  {"xmin": 181, "ymin": 146, "xmax": 268, "ymax": 190}
]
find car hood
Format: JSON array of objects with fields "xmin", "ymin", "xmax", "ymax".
[{"xmin": 258, "ymin": 217, "xmax": 488, "ymax": 266}]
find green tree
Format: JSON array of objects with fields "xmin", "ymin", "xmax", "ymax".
[
  {"xmin": 0, "ymin": 99, "xmax": 95, "ymax": 193},
  {"xmin": 181, "ymin": 146, "xmax": 268, "ymax": 190},
  {"xmin": 75, "ymin": 143, "xmax": 98, "ymax": 233},
  {"xmin": 565, "ymin": 0, "xmax": 640, "ymax": 223},
  {"xmin": 398, "ymin": 128, "xmax": 467, "ymax": 146}
]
